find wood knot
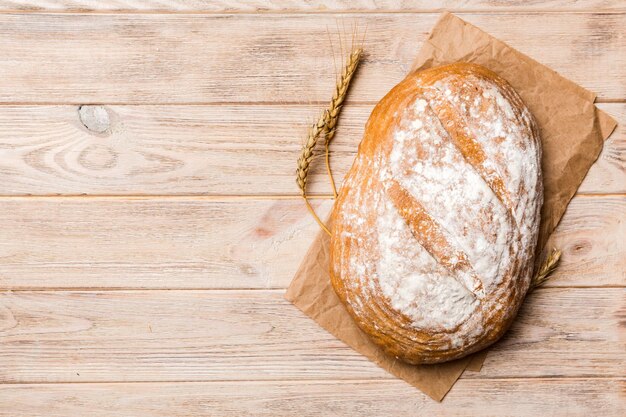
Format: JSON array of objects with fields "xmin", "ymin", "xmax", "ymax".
[
  {"xmin": 568, "ymin": 239, "xmax": 592, "ymax": 256},
  {"xmin": 78, "ymin": 105, "xmax": 111, "ymax": 135}
]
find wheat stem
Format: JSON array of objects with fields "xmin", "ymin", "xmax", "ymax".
[
  {"xmin": 324, "ymin": 141, "xmax": 334, "ymax": 196},
  {"xmin": 303, "ymin": 196, "xmax": 331, "ymax": 236},
  {"xmin": 531, "ymin": 248, "xmax": 562, "ymax": 290}
]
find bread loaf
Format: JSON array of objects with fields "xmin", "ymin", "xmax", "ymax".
[{"xmin": 329, "ymin": 63, "xmax": 542, "ymax": 364}]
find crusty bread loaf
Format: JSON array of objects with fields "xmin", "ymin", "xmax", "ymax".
[{"xmin": 329, "ymin": 63, "xmax": 542, "ymax": 364}]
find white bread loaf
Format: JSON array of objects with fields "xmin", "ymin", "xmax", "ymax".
[{"xmin": 329, "ymin": 63, "xmax": 543, "ymax": 364}]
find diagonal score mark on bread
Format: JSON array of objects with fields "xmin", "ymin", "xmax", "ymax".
[
  {"xmin": 422, "ymin": 87, "xmax": 517, "ymax": 228},
  {"xmin": 384, "ymin": 178, "xmax": 485, "ymax": 299}
]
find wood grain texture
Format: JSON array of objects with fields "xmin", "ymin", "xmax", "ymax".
[
  {"xmin": 0, "ymin": 198, "xmax": 332, "ymax": 289},
  {"xmin": 0, "ymin": 379, "xmax": 624, "ymax": 417},
  {"xmin": 0, "ymin": 0, "xmax": 624, "ymax": 12},
  {"xmin": 544, "ymin": 195, "xmax": 626, "ymax": 286},
  {"xmin": 0, "ymin": 195, "xmax": 622, "ymax": 290},
  {"xmin": 0, "ymin": 103, "xmax": 621, "ymax": 196},
  {"xmin": 0, "ymin": 2, "xmax": 623, "ymax": 413},
  {"xmin": 0, "ymin": 13, "xmax": 623, "ymax": 104},
  {"xmin": 0, "ymin": 288, "xmax": 623, "ymax": 383},
  {"xmin": 581, "ymin": 103, "xmax": 626, "ymax": 194}
]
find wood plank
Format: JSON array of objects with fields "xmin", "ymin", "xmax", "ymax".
[
  {"xmin": 544, "ymin": 195, "xmax": 626, "ymax": 287},
  {"xmin": 0, "ymin": 379, "xmax": 623, "ymax": 417},
  {"xmin": 580, "ymin": 103, "xmax": 626, "ymax": 194},
  {"xmin": 0, "ymin": 0, "xmax": 623, "ymax": 12},
  {"xmin": 0, "ymin": 13, "xmax": 623, "ymax": 104},
  {"xmin": 474, "ymin": 288, "xmax": 626, "ymax": 378},
  {"xmin": 0, "ymin": 103, "xmax": 622, "ymax": 196},
  {"xmin": 0, "ymin": 195, "xmax": 622, "ymax": 290},
  {"xmin": 0, "ymin": 198, "xmax": 332, "ymax": 289},
  {"xmin": 0, "ymin": 288, "xmax": 622, "ymax": 382}
]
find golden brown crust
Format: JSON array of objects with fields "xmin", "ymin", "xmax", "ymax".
[{"xmin": 329, "ymin": 63, "xmax": 542, "ymax": 364}]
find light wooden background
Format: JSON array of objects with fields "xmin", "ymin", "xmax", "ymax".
[{"xmin": 0, "ymin": 1, "xmax": 624, "ymax": 416}]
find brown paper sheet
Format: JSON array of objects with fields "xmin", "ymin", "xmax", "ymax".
[{"xmin": 286, "ymin": 12, "xmax": 617, "ymax": 402}]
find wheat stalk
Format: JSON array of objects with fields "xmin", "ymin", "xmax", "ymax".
[
  {"xmin": 530, "ymin": 248, "xmax": 562, "ymax": 290},
  {"xmin": 296, "ymin": 117, "xmax": 331, "ymax": 235},
  {"xmin": 323, "ymin": 47, "xmax": 363, "ymax": 198},
  {"xmin": 296, "ymin": 34, "xmax": 363, "ymax": 236}
]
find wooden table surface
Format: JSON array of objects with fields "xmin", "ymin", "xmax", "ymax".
[{"xmin": 0, "ymin": 1, "xmax": 624, "ymax": 416}]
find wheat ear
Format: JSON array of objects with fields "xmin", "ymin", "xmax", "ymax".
[
  {"xmin": 531, "ymin": 248, "xmax": 562, "ymax": 290},
  {"xmin": 323, "ymin": 47, "xmax": 363, "ymax": 198},
  {"xmin": 296, "ymin": 117, "xmax": 331, "ymax": 235},
  {"xmin": 296, "ymin": 43, "xmax": 363, "ymax": 236}
]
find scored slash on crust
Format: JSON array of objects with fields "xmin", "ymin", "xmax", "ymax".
[{"xmin": 384, "ymin": 178, "xmax": 485, "ymax": 299}]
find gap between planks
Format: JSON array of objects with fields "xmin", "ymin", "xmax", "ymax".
[
  {"xmin": 0, "ymin": 10, "xmax": 623, "ymax": 15},
  {"xmin": 0, "ymin": 99, "xmax": 623, "ymax": 106},
  {"xmin": 0, "ymin": 376, "xmax": 620, "ymax": 386},
  {"xmin": 0, "ymin": 193, "xmax": 622, "ymax": 200},
  {"xmin": 0, "ymin": 195, "xmax": 334, "ymax": 200},
  {"xmin": 1, "ymin": 285, "xmax": 625, "ymax": 292}
]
